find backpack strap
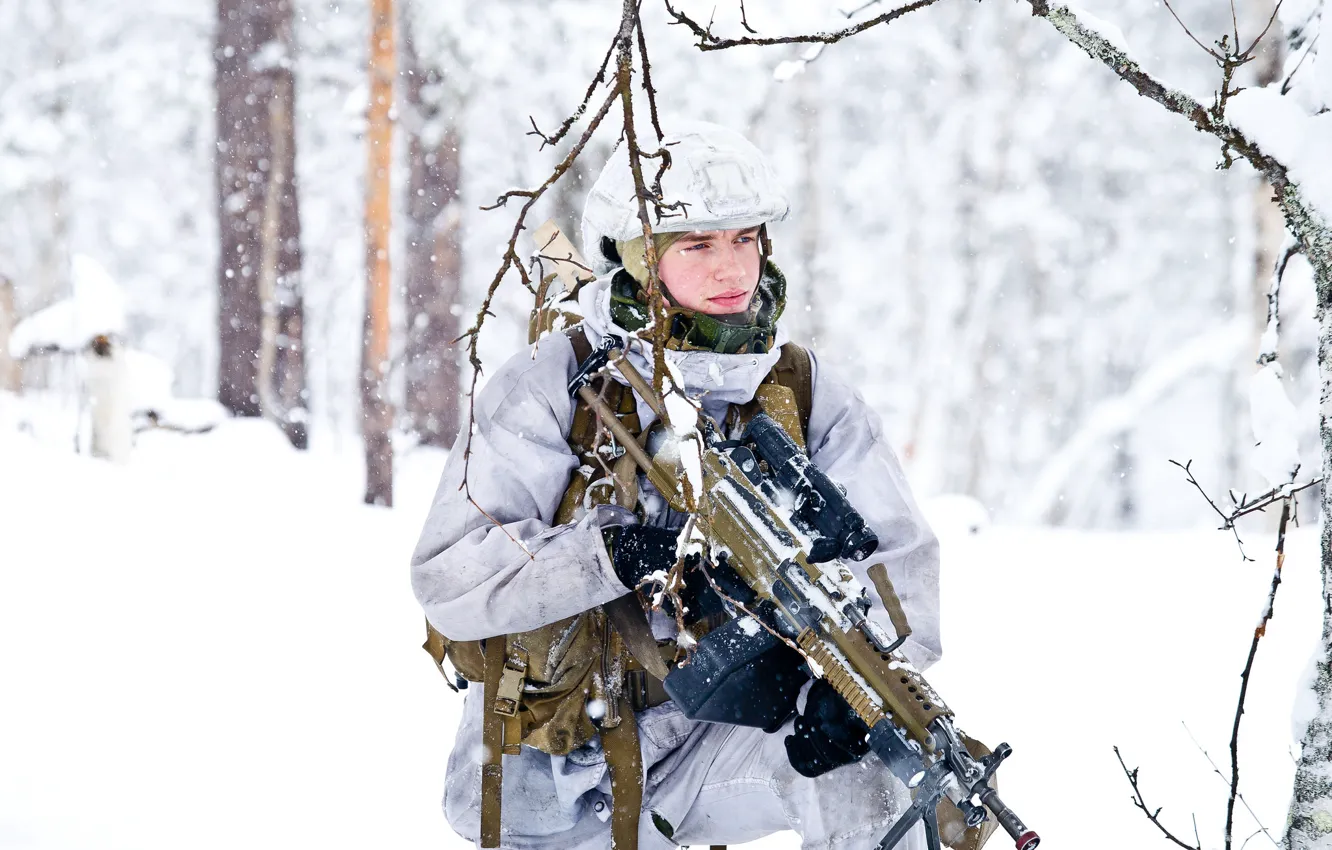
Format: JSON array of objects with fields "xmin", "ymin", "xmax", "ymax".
[
  {"xmin": 769, "ymin": 342, "xmax": 813, "ymax": 440},
  {"xmin": 745, "ymin": 342, "xmax": 814, "ymax": 454},
  {"xmin": 566, "ymin": 325, "xmax": 651, "ymax": 849},
  {"xmin": 479, "ymin": 636, "xmax": 508, "ymax": 847},
  {"xmin": 566, "ymin": 324, "xmax": 594, "ymax": 364}
]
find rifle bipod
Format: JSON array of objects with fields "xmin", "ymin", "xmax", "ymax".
[{"xmin": 874, "ymin": 742, "xmax": 1039, "ymax": 850}]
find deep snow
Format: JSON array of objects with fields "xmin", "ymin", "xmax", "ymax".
[{"xmin": 0, "ymin": 420, "xmax": 1322, "ymax": 849}]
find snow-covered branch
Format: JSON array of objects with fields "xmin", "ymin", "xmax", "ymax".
[{"xmin": 1025, "ymin": 2, "xmax": 1331, "ymax": 292}]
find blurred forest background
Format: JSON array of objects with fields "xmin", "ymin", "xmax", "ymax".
[{"xmin": 0, "ymin": 0, "xmax": 1316, "ymax": 527}]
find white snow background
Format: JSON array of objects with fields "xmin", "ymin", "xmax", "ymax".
[{"xmin": 0, "ymin": 421, "xmax": 1320, "ymax": 850}]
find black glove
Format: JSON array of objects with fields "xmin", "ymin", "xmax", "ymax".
[
  {"xmin": 784, "ymin": 678, "xmax": 871, "ymax": 778},
  {"xmin": 604, "ymin": 525, "xmax": 727, "ymax": 624},
  {"xmin": 605, "ymin": 524, "xmax": 678, "ymax": 590}
]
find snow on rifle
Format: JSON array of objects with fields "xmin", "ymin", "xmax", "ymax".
[{"xmin": 567, "ymin": 336, "xmax": 1040, "ymax": 850}]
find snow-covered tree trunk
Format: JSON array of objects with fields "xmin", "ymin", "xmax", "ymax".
[
  {"xmin": 1289, "ymin": 217, "xmax": 1332, "ymax": 848},
  {"xmin": 401, "ymin": 2, "xmax": 463, "ymax": 450},
  {"xmin": 362, "ymin": 0, "xmax": 396, "ymax": 506},
  {"xmin": 1279, "ymin": 0, "xmax": 1332, "ymax": 842},
  {"xmin": 215, "ymin": 0, "xmax": 308, "ymax": 447}
]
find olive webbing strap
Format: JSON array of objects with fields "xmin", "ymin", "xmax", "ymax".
[
  {"xmin": 600, "ymin": 695, "xmax": 645, "ymax": 850},
  {"xmin": 565, "ymin": 325, "xmax": 651, "ymax": 849},
  {"xmin": 774, "ymin": 342, "xmax": 813, "ymax": 441},
  {"xmin": 480, "ymin": 636, "xmax": 508, "ymax": 848}
]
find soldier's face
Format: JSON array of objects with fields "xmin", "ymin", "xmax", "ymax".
[{"xmin": 656, "ymin": 227, "xmax": 762, "ymax": 315}]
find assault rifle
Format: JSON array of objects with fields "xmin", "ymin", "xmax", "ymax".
[{"xmin": 569, "ymin": 337, "xmax": 1039, "ymax": 850}]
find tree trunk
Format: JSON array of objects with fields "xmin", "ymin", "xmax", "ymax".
[
  {"xmin": 1287, "ymin": 252, "xmax": 1332, "ymax": 846},
  {"xmin": 0, "ymin": 274, "xmax": 18, "ymax": 393},
  {"xmin": 400, "ymin": 4, "xmax": 463, "ymax": 450},
  {"xmin": 216, "ymin": 0, "xmax": 308, "ymax": 447},
  {"xmin": 1282, "ymin": 2, "xmax": 1331, "ymax": 843},
  {"xmin": 362, "ymin": 0, "xmax": 396, "ymax": 506}
]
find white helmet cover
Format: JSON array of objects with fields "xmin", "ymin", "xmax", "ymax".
[{"xmin": 580, "ymin": 120, "xmax": 790, "ymax": 275}]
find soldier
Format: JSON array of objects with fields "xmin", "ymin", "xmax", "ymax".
[{"xmin": 412, "ymin": 121, "xmax": 941, "ymax": 850}]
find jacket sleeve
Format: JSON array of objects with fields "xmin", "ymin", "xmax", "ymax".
[
  {"xmin": 805, "ymin": 354, "xmax": 943, "ymax": 671},
  {"xmin": 410, "ymin": 334, "xmax": 634, "ymax": 641}
]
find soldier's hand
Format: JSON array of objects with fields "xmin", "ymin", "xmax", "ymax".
[
  {"xmin": 784, "ymin": 678, "xmax": 871, "ymax": 778},
  {"xmin": 605, "ymin": 526, "xmax": 729, "ymax": 625},
  {"xmin": 605, "ymin": 524, "xmax": 679, "ymax": 590}
]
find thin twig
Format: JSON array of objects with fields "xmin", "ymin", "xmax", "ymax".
[
  {"xmin": 454, "ymin": 15, "xmax": 632, "ymax": 544},
  {"xmin": 1162, "ymin": 0, "xmax": 1225, "ymax": 60},
  {"xmin": 1226, "ymin": 499, "xmax": 1291, "ymax": 849},
  {"xmin": 1169, "ymin": 459, "xmax": 1252, "ymax": 558},
  {"xmin": 614, "ymin": 3, "xmax": 678, "ymax": 418},
  {"xmin": 1236, "ymin": 0, "xmax": 1285, "ymax": 63},
  {"xmin": 738, "ymin": 0, "xmax": 758, "ymax": 33},
  {"xmin": 1113, "ymin": 746, "xmax": 1203, "ymax": 850},
  {"xmin": 1230, "ymin": 0, "xmax": 1241, "ymax": 56},
  {"xmin": 527, "ymin": 35, "xmax": 619, "ymax": 150},
  {"xmin": 841, "ymin": 0, "xmax": 885, "ymax": 18},
  {"xmin": 663, "ymin": 0, "xmax": 944, "ymax": 50},
  {"xmin": 1225, "ymin": 476, "xmax": 1321, "ymax": 525},
  {"xmin": 634, "ymin": 12, "xmax": 675, "ymax": 198},
  {"xmin": 1167, "ymin": 458, "xmax": 1321, "ymax": 560},
  {"xmin": 1181, "ymin": 722, "xmax": 1280, "ymax": 847}
]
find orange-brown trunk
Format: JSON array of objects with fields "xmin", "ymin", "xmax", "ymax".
[{"xmin": 362, "ymin": 0, "xmax": 396, "ymax": 506}]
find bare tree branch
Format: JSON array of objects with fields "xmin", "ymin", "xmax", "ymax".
[
  {"xmin": 663, "ymin": 0, "xmax": 945, "ymax": 50},
  {"xmin": 1113, "ymin": 746, "xmax": 1203, "ymax": 850},
  {"xmin": 456, "ymin": 0, "xmax": 692, "ymax": 533},
  {"xmin": 527, "ymin": 35, "xmax": 619, "ymax": 150},
  {"xmin": 1023, "ymin": 1, "xmax": 1332, "ymax": 294},
  {"xmin": 1225, "ymin": 499, "xmax": 1292, "ymax": 849},
  {"xmin": 738, "ymin": 0, "xmax": 758, "ymax": 34},
  {"xmin": 1161, "ymin": 0, "xmax": 1226, "ymax": 60},
  {"xmin": 1167, "ymin": 458, "xmax": 1321, "ymax": 560},
  {"xmin": 453, "ymin": 42, "xmax": 624, "ymax": 547},
  {"xmin": 1168, "ymin": 458, "xmax": 1255, "ymax": 558}
]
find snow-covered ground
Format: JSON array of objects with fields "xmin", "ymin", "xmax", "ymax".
[{"xmin": 0, "ymin": 420, "xmax": 1321, "ymax": 850}]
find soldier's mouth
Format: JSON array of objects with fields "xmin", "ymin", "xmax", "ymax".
[{"xmin": 708, "ymin": 290, "xmax": 752, "ymax": 309}]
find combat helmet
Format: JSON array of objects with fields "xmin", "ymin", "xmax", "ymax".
[{"xmin": 580, "ymin": 120, "xmax": 792, "ymax": 354}]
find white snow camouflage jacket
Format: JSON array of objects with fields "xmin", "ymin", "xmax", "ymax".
[{"xmin": 409, "ymin": 276, "xmax": 942, "ymax": 844}]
